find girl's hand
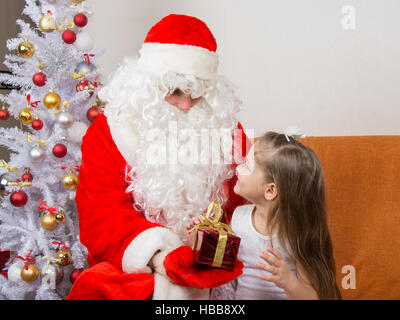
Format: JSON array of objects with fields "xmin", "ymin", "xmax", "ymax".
[
  {"xmin": 185, "ymin": 216, "xmax": 203, "ymax": 231},
  {"xmin": 257, "ymin": 247, "xmax": 296, "ymax": 291},
  {"xmin": 185, "ymin": 216, "xmax": 203, "ymax": 247}
]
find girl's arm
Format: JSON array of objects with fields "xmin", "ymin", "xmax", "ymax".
[{"xmin": 284, "ymin": 260, "xmax": 319, "ymax": 300}]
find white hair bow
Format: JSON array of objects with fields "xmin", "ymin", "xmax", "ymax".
[{"xmin": 284, "ymin": 126, "xmax": 306, "ymax": 142}]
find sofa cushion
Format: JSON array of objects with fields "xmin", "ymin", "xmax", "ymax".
[{"xmin": 299, "ymin": 136, "xmax": 400, "ymax": 299}]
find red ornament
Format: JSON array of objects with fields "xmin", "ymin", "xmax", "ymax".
[
  {"xmin": 74, "ymin": 13, "xmax": 88, "ymax": 27},
  {"xmin": 0, "ymin": 109, "xmax": 9, "ymax": 121},
  {"xmin": 32, "ymin": 72, "xmax": 47, "ymax": 87},
  {"xmin": 52, "ymin": 143, "xmax": 67, "ymax": 158},
  {"xmin": 62, "ymin": 30, "xmax": 77, "ymax": 44},
  {"xmin": 76, "ymin": 80, "xmax": 96, "ymax": 96},
  {"xmin": 31, "ymin": 119, "xmax": 43, "ymax": 131},
  {"xmin": 10, "ymin": 190, "xmax": 28, "ymax": 207},
  {"xmin": 70, "ymin": 268, "xmax": 84, "ymax": 284},
  {"xmin": 86, "ymin": 106, "xmax": 101, "ymax": 122},
  {"xmin": 21, "ymin": 171, "xmax": 33, "ymax": 182}
]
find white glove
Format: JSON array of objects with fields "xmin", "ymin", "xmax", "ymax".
[{"xmin": 122, "ymin": 227, "xmax": 182, "ymax": 274}]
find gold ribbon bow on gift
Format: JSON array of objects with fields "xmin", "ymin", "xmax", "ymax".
[{"xmin": 187, "ymin": 200, "xmax": 235, "ymax": 268}]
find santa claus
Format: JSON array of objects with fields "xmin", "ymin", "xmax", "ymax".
[{"xmin": 67, "ymin": 14, "xmax": 252, "ymax": 300}]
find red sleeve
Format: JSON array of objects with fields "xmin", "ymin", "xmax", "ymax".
[
  {"xmin": 76, "ymin": 113, "xmax": 160, "ymax": 270},
  {"xmin": 222, "ymin": 121, "xmax": 253, "ymax": 223}
]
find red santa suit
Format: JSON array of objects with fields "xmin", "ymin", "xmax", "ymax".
[{"xmin": 66, "ymin": 14, "xmax": 252, "ymax": 300}]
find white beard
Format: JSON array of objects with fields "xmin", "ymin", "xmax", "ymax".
[
  {"xmin": 126, "ymin": 98, "xmax": 236, "ymax": 238},
  {"xmin": 98, "ymin": 58, "xmax": 242, "ymax": 239}
]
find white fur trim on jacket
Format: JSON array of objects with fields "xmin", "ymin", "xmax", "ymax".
[
  {"xmin": 137, "ymin": 43, "xmax": 219, "ymax": 80},
  {"xmin": 153, "ymin": 273, "xmax": 210, "ymax": 300},
  {"xmin": 121, "ymin": 227, "xmax": 183, "ymax": 274},
  {"xmin": 104, "ymin": 111, "xmax": 138, "ymax": 168}
]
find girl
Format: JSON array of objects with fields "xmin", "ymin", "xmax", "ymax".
[{"xmin": 187, "ymin": 131, "xmax": 342, "ymax": 300}]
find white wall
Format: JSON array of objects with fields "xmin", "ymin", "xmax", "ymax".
[{"xmin": 86, "ymin": 0, "xmax": 400, "ymax": 137}]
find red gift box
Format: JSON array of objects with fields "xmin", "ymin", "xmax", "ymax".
[
  {"xmin": 193, "ymin": 228, "xmax": 241, "ymax": 270},
  {"xmin": 191, "ymin": 200, "xmax": 241, "ymax": 271}
]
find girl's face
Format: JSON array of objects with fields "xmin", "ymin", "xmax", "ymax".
[{"xmin": 234, "ymin": 144, "xmax": 268, "ymax": 203}]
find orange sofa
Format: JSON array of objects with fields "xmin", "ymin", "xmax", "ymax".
[{"xmin": 295, "ymin": 135, "xmax": 400, "ymax": 299}]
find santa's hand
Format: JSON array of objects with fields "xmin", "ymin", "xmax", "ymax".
[
  {"xmin": 122, "ymin": 227, "xmax": 183, "ymax": 275},
  {"xmin": 149, "ymin": 246, "xmax": 212, "ymax": 300},
  {"xmin": 163, "ymin": 245, "xmax": 244, "ymax": 289},
  {"xmin": 149, "ymin": 249, "xmax": 171, "ymax": 278}
]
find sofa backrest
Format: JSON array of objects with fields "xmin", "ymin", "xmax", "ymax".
[{"xmin": 298, "ymin": 135, "xmax": 400, "ymax": 299}]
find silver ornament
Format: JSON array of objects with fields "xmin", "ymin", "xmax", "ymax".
[
  {"xmin": 41, "ymin": 263, "xmax": 64, "ymax": 285},
  {"xmin": 74, "ymin": 61, "xmax": 96, "ymax": 76},
  {"xmin": 29, "ymin": 146, "xmax": 46, "ymax": 162},
  {"xmin": 57, "ymin": 111, "xmax": 74, "ymax": 128}
]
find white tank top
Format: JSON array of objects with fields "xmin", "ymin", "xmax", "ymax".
[{"xmin": 229, "ymin": 204, "xmax": 297, "ymax": 300}]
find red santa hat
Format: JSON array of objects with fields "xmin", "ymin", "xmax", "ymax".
[{"xmin": 137, "ymin": 14, "xmax": 219, "ymax": 80}]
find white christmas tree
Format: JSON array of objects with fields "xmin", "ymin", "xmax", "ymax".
[{"xmin": 0, "ymin": 0, "xmax": 104, "ymax": 299}]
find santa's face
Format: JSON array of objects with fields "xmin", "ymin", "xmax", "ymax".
[
  {"xmin": 100, "ymin": 63, "xmax": 243, "ymax": 238},
  {"xmin": 164, "ymin": 88, "xmax": 202, "ymax": 112},
  {"xmin": 125, "ymin": 85, "xmax": 238, "ymax": 238}
]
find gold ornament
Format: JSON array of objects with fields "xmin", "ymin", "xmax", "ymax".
[
  {"xmin": 62, "ymin": 170, "xmax": 79, "ymax": 190},
  {"xmin": 20, "ymin": 264, "xmax": 39, "ymax": 282},
  {"xmin": 18, "ymin": 107, "xmax": 34, "ymax": 124},
  {"xmin": 41, "ymin": 213, "xmax": 58, "ymax": 230},
  {"xmin": 71, "ymin": 0, "xmax": 83, "ymax": 3},
  {"xmin": 55, "ymin": 209, "xmax": 66, "ymax": 223},
  {"xmin": 39, "ymin": 15, "xmax": 56, "ymax": 33},
  {"xmin": 43, "ymin": 90, "xmax": 61, "ymax": 109},
  {"xmin": 55, "ymin": 248, "xmax": 72, "ymax": 266},
  {"xmin": 17, "ymin": 40, "xmax": 35, "ymax": 58}
]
